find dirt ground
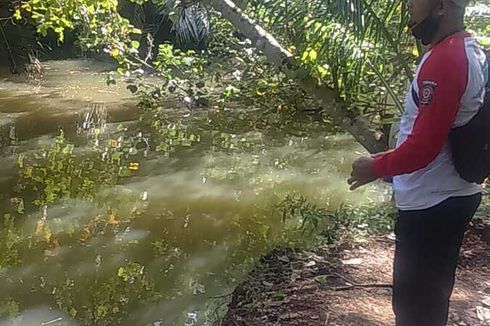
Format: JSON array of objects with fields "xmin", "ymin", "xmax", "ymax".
[{"xmin": 222, "ymin": 218, "xmax": 490, "ymax": 326}]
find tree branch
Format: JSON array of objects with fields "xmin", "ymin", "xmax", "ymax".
[
  {"xmin": 331, "ymin": 283, "xmax": 393, "ymax": 291},
  {"xmin": 0, "ymin": 23, "xmax": 18, "ymax": 74},
  {"xmin": 207, "ymin": 0, "xmax": 388, "ymax": 153}
]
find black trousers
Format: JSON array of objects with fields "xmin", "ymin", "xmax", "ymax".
[{"xmin": 393, "ymin": 193, "xmax": 482, "ymax": 326}]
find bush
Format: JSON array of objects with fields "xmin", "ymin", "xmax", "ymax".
[{"xmin": 279, "ymin": 195, "xmax": 396, "ymax": 243}]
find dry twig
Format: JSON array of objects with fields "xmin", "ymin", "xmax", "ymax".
[{"xmin": 330, "ymin": 272, "xmax": 392, "ymax": 291}]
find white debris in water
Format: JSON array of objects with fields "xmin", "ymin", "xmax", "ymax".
[
  {"xmin": 95, "ymin": 255, "xmax": 102, "ymax": 270},
  {"xmin": 185, "ymin": 311, "xmax": 199, "ymax": 326},
  {"xmin": 101, "ymin": 148, "xmax": 109, "ymax": 160},
  {"xmin": 41, "ymin": 205, "xmax": 48, "ymax": 220},
  {"xmin": 41, "ymin": 317, "xmax": 63, "ymax": 325},
  {"xmin": 0, "ymin": 307, "xmax": 74, "ymax": 326},
  {"xmin": 183, "ymin": 212, "xmax": 191, "ymax": 229},
  {"xmin": 9, "ymin": 125, "xmax": 17, "ymax": 145},
  {"xmin": 116, "ymin": 228, "xmax": 149, "ymax": 243},
  {"xmin": 192, "ymin": 282, "xmax": 206, "ymax": 295},
  {"xmin": 129, "ymin": 147, "xmax": 138, "ymax": 155}
]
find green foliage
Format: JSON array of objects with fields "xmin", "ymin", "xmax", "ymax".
[
  {"xmin": 15, "ymin": 0, "xmax": 142, "ymax": 68},
  {"xmin": 280, "ymin": 195, "xmax": 395, "ymax": 241},
  {"xmin": 0, "ymin": 214, "xmax": 22, "ymax": 269},
  {"xmin": 90, "ymin": 262, "xmax": 158, "ymax": 325},
  {"xmin": 153, "ymin": 44, "xmax": 202, "ymax": 78},
  {"xmin": 279, "ymin": 196, "xmax": 328, "ymax": 233},
  {"xmin": 10, "ymin": 0, "xmax": 490, "ymax": 129},
  {"xmin": 247, "ymin": 0, "xmax": 415, "ymax": 121},
  {"xmin": 45, "ymin": 261, "xmax": 160, "ymax": 325},
  {"xmin": 16, "ymin": 106, "xmax": 202, "ymax": 208},
  {"xmin": 4, "ymin": 2, "xmax": 489, "ymax": 325},
  {"xmin": 466, "ymin": 3, "xmax": 490, "ymax": 47},
  {"xmin": 477, "ymin": 190, "xmax": 490, "ymax": 218},
  {"xmin": 328, "ymin": 201, "xmax": 396, "ymax": 235},
  {"xmin": 18, "ymin": 130, "xmax": 132, "ymax": 206},
  {"xmin": 0, "ymin": 118, "xmax": 395, "ymax": 326},
  {"xmin": 0, "ymin": 297, "xmax": 19, "ymax": 319},
  {"xmin": 153, "ymin": 43, "xmax": 210, "ymax": 105},
  {"xmin": 159, "ymin": 0, "xmax": 210, "ymax": 50}
]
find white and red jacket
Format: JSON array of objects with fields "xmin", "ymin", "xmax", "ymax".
[{"xmin": 373, "ymin": 32, "xmax": 487, "ymax": 210}]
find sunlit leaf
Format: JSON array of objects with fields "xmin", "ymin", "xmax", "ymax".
[{"xmin": 128, "ymin": 162, "xmax": 140, "ymax": 171}]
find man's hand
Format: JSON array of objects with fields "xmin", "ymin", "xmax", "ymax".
[{"xmin": 348, "ymin": 156, "xmax": 378, "ymax": 191}]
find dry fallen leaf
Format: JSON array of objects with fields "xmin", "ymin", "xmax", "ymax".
[
  {"xmin": 342, "ymin": 258, "xmax": 363, "ymax": 266},
  {"xmin": 107, "ymin": 213, "xmax": 119, "ymax": 225},
  {"xmin": 482, "ymin": 297, "xmax": 490, "ymax": 308},
  {"xmin": 305, "ymin": 261, "xmax": 316, "ymax": 267},
  {"xmin": 108, "ymin": 139, "xmax": 118, "ymax": 148},
  {"xmin": 277, "ymin": 255, "xmax": 290, "ymax": 263},
  {"xmin": 44, "ymin": 249, "xmax": 56, "ymax": 257},
  {"xmin": 476, "ymin": 306, "xmax": 490, "ymax": 322}
]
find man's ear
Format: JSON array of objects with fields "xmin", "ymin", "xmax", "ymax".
[{"xmin": 437, "ymin": 0, "xmax": 445, "ymax": 16}]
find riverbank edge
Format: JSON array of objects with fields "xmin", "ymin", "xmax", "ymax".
[{"xmin": 220, "ymin": 213, "xmax": 490, "ymax": 326}]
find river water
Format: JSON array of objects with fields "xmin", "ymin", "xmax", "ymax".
[{"xmin": 0, "ymin": 60, "xmax": 389, "ymax": 326}]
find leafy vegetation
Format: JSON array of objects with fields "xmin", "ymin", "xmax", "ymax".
[
  {"xmin": 248, "ymin": 0, "xmax": 414, "ymax": 120},
  {"xmin": 6, "ymin": 0, "xmax": 488, "ymax": 140},
  {"xmin": 0, "ymin": 0, "xmax": 489, "ymax": 324},
  {"xmin": 280, "ymin": 195, "xmax": 396, "ymax": 242}
]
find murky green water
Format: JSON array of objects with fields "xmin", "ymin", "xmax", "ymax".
[{"xmin": 0, "ymin": 60, "xmax": 389, "ymax": 326}]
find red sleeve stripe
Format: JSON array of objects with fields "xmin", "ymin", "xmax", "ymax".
[{"xmin": 373, "ymin": 34, "xmax": 469, "ymax": 178}]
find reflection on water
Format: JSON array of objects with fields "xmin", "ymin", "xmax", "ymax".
[
  {"xmin": 1, "ymin": 307, "xmax": 76, "ymax": 326},
  {"xmin": 0, "ymin": 60, "xmax": 139, "ymax": 143},
  {"xmin": 0, "ymin": 60, "xmax": 389, "ymax": 325}
]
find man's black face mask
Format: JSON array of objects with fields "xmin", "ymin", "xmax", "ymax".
[{"xmin": 411, "ymin": 11, "xmax": 440, "ymax": 45}]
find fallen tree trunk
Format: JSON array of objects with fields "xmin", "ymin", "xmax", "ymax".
[{"xmin": 208, "ymin": 0, "xmax": 388, "ymax": 153}]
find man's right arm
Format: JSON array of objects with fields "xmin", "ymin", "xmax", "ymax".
[{"xmin": 373, "ymin": 50, "xmax": 469, "ymax": 178}]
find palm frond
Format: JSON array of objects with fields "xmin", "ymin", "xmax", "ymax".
[
  {"xmin": 247, "ymin": 0, "xmax": 415, "ymax": 119},
  {"xmin": 158, "ymin": 0, "xmax": 210, "ymax": 50},
  {"xmin": 175, "ymin": 4, "xmax": 210, "ymax": 49}
]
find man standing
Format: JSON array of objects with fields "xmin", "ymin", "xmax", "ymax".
[{"xmin": 348, "ymin": 0, "xmax": 488, "ymax": 325}]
